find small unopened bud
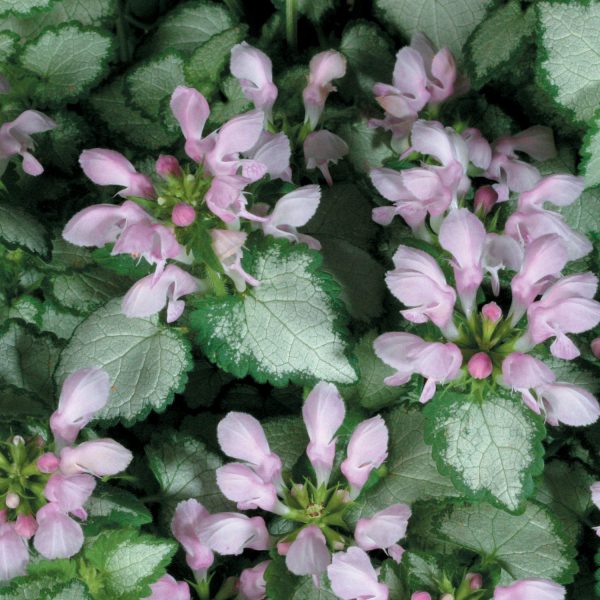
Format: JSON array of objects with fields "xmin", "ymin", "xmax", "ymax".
[
  {"xmin": 5, "ymin": 493, "xmax": 20, "ymax": 509},
  {"xmin": 410, "ymin": 593, "xmax": 432, "ymax": 600},
  {"xmin": 37, "ymin": 452, "xmax": 60, "ymax": 473},
  {"xmin": 440, "ymin": 595, "xmax": 454, "ymax": 600},
  {"xmin": 277, "ymin": 540, "xmax": 291, "ymax": 556},
  {"xmin": 11, "ymin": 436, "xmax": 25, "ymax": 446},
  {"xmin": 466, "ymin": 572, "xmax": 483, "ymax": 590},
  {"xmin": 15, "ymin": 514, "xmax": 38, "ymax": 539},
  {"xmin": 172, "ymin": 203, "xmax": 196, "ymax": 227},
  {"xmin": 474, "ymin": 185, "xmax": 498, "ymax": 215},
  {"xmin": 481, "ymin": 302, "xmax": 502, "ymax": 323},
  {"xmin": 155, "ymin": 154, "xmax": 181, "ymax": 178},
  {"xmin": 468, "ymin": 352, "xmax": 493, "ymax": 380},
  {"xmin": 592, "ymin": 337, "xmax": 600, "ymax": 359}
]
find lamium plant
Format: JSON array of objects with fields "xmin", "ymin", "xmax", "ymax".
[{"xmin": 0, "ymin": 0, "xmax": 599, "ymax": 599}]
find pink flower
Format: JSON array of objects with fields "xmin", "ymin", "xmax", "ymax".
[
  {"xmin": 522, "ymin": 273, "xmax": 600, "ymax": 359},
  {"xmin": 341, "ymin": 416, "xmax": 388, "ymax": 498},
  {"xmin": 304, "ymin": 130, "xmax": 348, "ymax": 186},
  {"xmin": 217, "ymin": 412, "xmax": 282, "ymax": 483},
  {"xmin": 537, "ymin": 383, "xmax": 600, "ymax": 427},
  {"xmin": 482, "ymin": 302, "xmax": 502, "ymax": 323},
  {"xmin": 0, "ymin": 523, "xmax": 29, "ymax": 580},
  {"xmin": 80, "ymin": 149, "xmax": 155, "ymax": 198},
  {"xmin": 302, "ymin": 382, "xmax": 346, "ymax": 486},
  {"xmin": 171, "ymin": 499, "xmax": 214, "ymax": 574},
  {"xmin": 439, "ymin": 208, "xmax": 486, "ymax": 315},
  {"xmin": 170, "ymin": 86, "xmax": 213, "ymax": 162},
  {"xmin": 230, "ymin": 42, "xmax": 278, "ymax": 116},
  {"xmin": 204, "ymin": 175, "xmax": 250, "ymax": 223},
  {"xmin": 172, "ymin": 203, "xmax": 195, "ymax": 227},
  {"xmin": 216, "ymin": 463, "xmax": 283, "ymax": 513},
  {"xmin": 591, "ymin": 482, "xmax": 600, "ymax": 508},
  {"xmin": 303, "ymin": 50, "xmax": 347, "ymax": 129},
  {"xmin": 354, "ymin": 504, "xmax": 411, "ymax": 557},
  {"xmin": 327, "ymin": 547, "xmax": 389, "ymax": 600},
  {"xmin": 258, "ymin": 185, "xmax": 321, "ymax": 249},
  {"xmin": 373, "ymin": 332, "xmax": 463, "ymax": 403},
  {"xmin": 210, "ymin": 229, "xmax": 259, "ymax": 292},
  {"xmin": 592, "ymin": 337, "xmax": 600, "ymax": 358},
  {"xmin": 468, "ymin": 352, "xmax": 493, "ymax": 379},
  {"xmin": 517, "ymin": 174, "xmax": 584, "ymax": 211},
  {"xmin": 37, "ymin": 452, "xmax": 60, "ymax": 473},
  {"xmin": 155, "ymin": 155, "xmax": 181, "ymax": 178},
  {"xmin": 0, "ymin": 110, "xmax": 55, "ymax": 176},
  {"xmin": 474, "ymin": 185, "xmax": 498, "ymax": 215},
  {"xmin": 62, "ymin": 200, "xmax": 150, "ymax": 248},
  {"xmin": 197, "ymin": 512, "xmax": 270, "ymax": 555},
  {"xmin": 143, "ymin": 575, "xmax": 191, "ymax": 600},
  {"xmin": 59, "ymin": 439, "xmax": 133, "ymax": 477},
  {"xmin": 49, "ymin": 368, "xmax": 110, "ymax": 447},
  {"xmin": 385, "ymin": 245, "xmax": 456, "ymax": 331},
  {"xmin": 33, "ymin": 502, "xmax": 84, "ymax": 559},
  {"xmin": 239, "ymin": 561, "xmax": 270, "ymax": 600},
  {"xmin": 462, "ymin": 128, "xmax": 491, "ymax": 170},
  {"xmin": 285, "ymin": 525, "xmax": 331, "ymax": 576},
  {"xmin": 493, "ymin": 578, "xmax": 565, "ymax": 600},
  {"xmin": 44, "ymin": 473, "xmax": 96, "ymax": 513},
  {"xmin": 509, "ymin": 234, "xmax": 568, "ymax": 324},
  {"xmin": 121, "ymin": 263, "xmax": 202, "ymax": 322},
  {"xmin": 245, "ymin": 131, "xmax": 292, "ymax": 182},
  {"xmin": 14, "ymin": 514, "xmax": 37, "ymax": 539},
  {"xmin": 482, "ymin": 233, "xmax": 523, "ymax": 296}
]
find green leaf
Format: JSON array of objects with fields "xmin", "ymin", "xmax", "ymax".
[
  {"xmin": 91, "ymin": 246, "xmax": 153, "ymax": 279},
  {"xmin": 55, "ymin": 298, "xmax": 193, "ymax": 426},
  {"xmin": 185, "ymin": 25, "xmax": 248, "ymax": 95},
  {"xmin": 182, "ymin": 358, "xmax": 233, "ymax": 409},
  {"xmin": 536, "ymin": 1, "xmax": 600, "ymax": 123},
  {"xmin": 84, "ymin": 529, "xmax": 177, "ymax": 600},
  {"xmin": 431, "ymin": 501, "xmax": 577, "ymax": 584},
  {"xmin": 40, "ymin": 111, "xmax": 91, "ymax": 173},
  {"xmin": 338, "ymin": 118, "xmax": 391, "ymax": 174},
  {"xmin": 90, "ymin": 79, "xmax": 179, "ymax": 151},
  {"xmin": 339, "ymin": 21, "xmax": 395, "ymax": 97},
  {"xmin": 191, "ymin": 236, "xmax": 357, "ymax": 387},
  {"xmin": 208, "ymin": 75, "xmax": 252, "ymax": 127},
  {"xmin": 0, "ymin": 578, "xmax": 92, "ymax": 600},
  {"xmin": 0, "ymin": 382, "xmax": 49, "ymax": 420},
  {"xmin": 0, "ymin": 0, "xmax": 53, "ymax": 18},
  {"xmin": 465, "ymin": 1, "xmax": 535, "ymax": 88},
  {"xmin": 535, "ymin": 460, "xmax": 594, "ymax": 545},
  {"xmin": 263, "ymin": 415, "xmax": 309, "ymax": 471},
  {"xmin": 374, "ymin": 0, "xmax": 494, "ymax": 60},
  {"xmin": 40, "ymin": 301, "xmax": 85, "ymax": 340},
  {"xmin": 0, "ymin": 30, "xmax": 16, "ymax": 60},
  {"xmin": 265, "ymin": 556, "xmax": 337, "ymax": 600},
  {"xmin": 49, "ymin": 268, "xmax": 131, "ymax": 315},
  {"xmin": 84, "ymin": 483, "xmax": 153, "ymax": 535},
  {"xmin": 126, "ymin": 52, "xmax": 186, "ymax": 118},
  {"xmin": 7, "ymin": 295, "xmax": 42, "ymax": 327},
  {"xmin": 146, "ymin": 429, "xmax": 232, "ymax": 514},
  {"xmin": 49, "ymin": 238, "xmax": 93, "ymax": 271},
  {"xmin": 424, "ymin": 390, "xmax": 546, "ymax": 513},
  {"xmin": 0, "ymin": 203, "xmax": 49, "ymax": 256},
  {"xmin": 141, "ymin": 0, "xmax": 235, "ymax": 56},
  {"xmin": 19, "ymin": 24, "xmax": 113, "ymax": 105},
  {"xmin": 346, "ymin": 409, "xmax": 459, "ymax": 525},
  {"xmin": 580, "ymin": 107, "xmax": 600, "ymax": 189},
  {"xmin": 0, "ymin": 321, "xmax": 60, "ymax": 400}
]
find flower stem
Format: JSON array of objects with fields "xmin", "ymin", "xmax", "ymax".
[{"xmin": 285, "ymin": 0, "xmax": 298, "ymax": 52}]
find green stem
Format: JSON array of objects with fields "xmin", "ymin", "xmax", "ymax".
[
  {"xmin": 206, "ymin": 267, "xmax": 227, "ymax": 297},
  {"xmin": 285, "ymin": 0, "xmax": 298, "ymax": 52},
  {"xmin": 116, "ymin": 0, "xmax": 130, "ymax": 63}
]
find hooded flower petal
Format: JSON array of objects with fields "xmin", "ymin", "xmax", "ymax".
[
  {"xmin": 493, "ymin": 578, "xmax": 565, "ymax": 600},
  {"xmin": 482, "ymin": 233, "xmax": 524, "ymax": 296},
  {"xmin": 143, "ymin": 575, "xmax": 191, "ymax": 600},
  {"xmin": 304, "ymin": 130, "xmax": 348, "ymax": 186},
  {"xmin": 121, "ymin": 264, "xmax": 202, "ymax": 323},
  {"xmin": 0, "ymin": 523, "xmax": 29, "ymax": 580},
  {"xmin": 302, "ymin": 381, "xmax": 346, "ymax": 487},
  {"xmin": 33, "ymin": 503, "xmax": 84, "ymax": 559},
  {"xmin": 439, "ymin": 208, "xmax": 486, "ymax": 315},
  {"xmin": 341, "ymin": 416, "xmax": 388, "ymax": 497},
  {"xmin": 217, "ymin": 412, "xmax": 282, "ymax": 483},
  {"xmin": 286, "ymin": 525, "xmax": 331, "ymax": 576},
  {"xmin": 62, "ymin": 200, "xmax": 151, "ymax": 248},
  {"xmin": 197, "ymin": 513, "xmax": 270, "ymax": 555},
  {"xmin": 386, "ymin": 245, "xmax": 456, "ymax": 329},
  {"xmin": 246, "ymin": 131, "xmax": 292, "ymax": 182},
  {"xmin": 170, "ymin": 86, "xmax": 212, "ymax": 162},
  {"xmin": 79, "ymin": 149, "xmax": 155, "ymax": 198},
  {"xmin": 461, "ymin": 128, "xmax": 491, "ymax": 170},
  {"xmin": 171, "ymin": 499, "xmax": 214, "ymax": 573},
  {"xmin": 239, "ymin": 560, "xmax": 270, "ymax": 600},
  {"xmin": 494, "ymin": 126, "xmax": 557, "ymax": 162},
  {"xmin": 216, "ymin": 463, "xmax": 282, "ymax": 513},
  {"xmin": 537, "ymin": 383, "xmax": 600, "ymax": 426},
  {"xmin": 303, "ymin": 50, "xmax": 347, "ymax": 129},
  {"xmin": 44, "ymin": 473, "xmax": 96, "ymax": 513},
  {"xmin": 49, "ymin": 368, "xmax": 110, "ymax": 447},
  {"xmin": 354, "ymin": 503, "xmax": 411, "ymax": 552},
  {"xmin": 59, "ymin": 439, "xmax": 133, "ymax": 477},
  {"xmin": 327, "ymin": 547, "xmax": 389, "ymax": 600},
  {"xmin": 517, "ymin": 175, "xmax": 585, "ymax": 211},
  {"xmin": 230, "ymin": 42, "xmax": 277, "ymax": 115}
]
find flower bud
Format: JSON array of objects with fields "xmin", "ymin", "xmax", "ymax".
[
  {"xmin": 156, "ymin": 154, "xmax": 181, "ymax": 178},
  {"xmin": 411, "ymin": 593, "xmax": 431, "ymax": 600},
  {"xmin": 172, "ymin": 203, "xmax": 196, "ymax": 227},
  {"xmin": 474, "ymin": 185, "xmax": 498, "ymax": 215},
  {"xmin": 11, "ymin": 436, "xmax": 25, "ymax": 446},
  {"xmin": 5, "ymin": 493, "xmax": 19, "ymax": 509},
  {"xmin": 37, "ymin": 452, "xmax": 60, "ymax": 473},
  {"xmin": 592, "ymin": 337, "xmax": 600, "ymax": 359},
  {"xmin": 482, "ymin": 302, "xmax": 502, "ymax": 323},
  {"xmin": 466, "ymin": 572, "xmax": 483, "ymax": 590},
  {"xmin": 468, "ymin": 352, "xmax": 493, "ymax": 380},
  {"xmin": 15, "ymin": 514, "xmax": 38, "ymax": 539}
]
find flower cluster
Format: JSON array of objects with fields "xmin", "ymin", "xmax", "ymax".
[
  {"xmin": 0, "ymin": 368, "xmax": 132, "ymax": 580},
  {"xmin": 61, "ymin": 42, "xmax": 353, "ymax": 324},
  {"xmin": 368, "ymin": 42, "xmax": 600, "ymax": 428}
]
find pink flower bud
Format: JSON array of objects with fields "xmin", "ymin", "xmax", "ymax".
[
  {"xmin": 468, "ymin": 352, "xmax": 492, "ymax": 379},
  {"xmin": 172, "ymin": 203, "xmax": 196, "ymax": 227},
  {"xmin": 37, "ymin": 452, "xmax": 60, "ymax": 473},
  {"xmin": 5, "ymin": 493, "xmax": 19, "ymax": 509},
  {"xmin": 155, "ymin": 154, "xmax": 181, "ymax": 178},
  {"xmin": 466, "ymin": 572, "xmax": 483, "ymax": 589},
  {"xmin": 592, "ymin": 338, "xmax": 600, "ymax": 358},
  {"xmin": 411, "ymin": 594, "xmax": 432, "ymax": 600},
  {"xmin": 474, "ymin": 185, "xmax": 498, "ymax": 215},
  {"xmin": 14, "ymin": 514, "xmax": 37, "ymax": 539},
  {"xmin": 440, "ymin": 595, "xmax": 453, "ymax": 600},
  {"xmin": 482, "ymin": 302, "xmax": 502, "ymax": 322},
  {"xmin": 276, "ymin": 540, "xmax": 291, "ymax": 556}
]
